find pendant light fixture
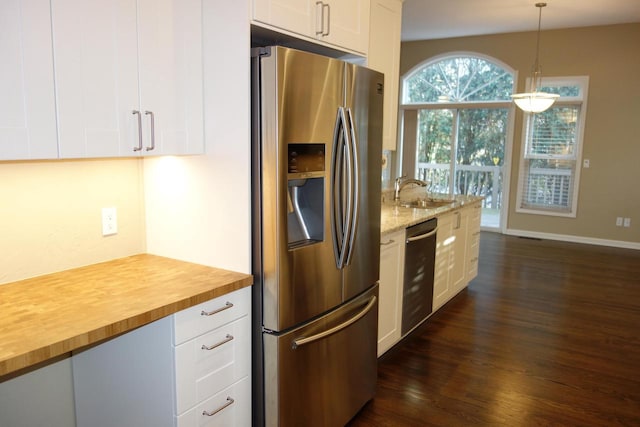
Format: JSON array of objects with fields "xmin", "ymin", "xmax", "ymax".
[{"xmin": 511, "ymin": 2, "xmax": 559, "ymax": 113}]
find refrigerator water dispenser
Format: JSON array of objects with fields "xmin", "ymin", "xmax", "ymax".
[{"xmin": 287, "ymin": 178, "xmax": 324, "ymax": 249}]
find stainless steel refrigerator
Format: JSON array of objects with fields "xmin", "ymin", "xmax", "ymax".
[{"xmin": 251, "ymin": 46, "xmax": 383, "ymax": 426}]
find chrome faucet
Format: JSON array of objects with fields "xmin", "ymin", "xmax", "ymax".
[{"xmin": 393, "ymin": 177, "xmax": 428, "ymax": 201}]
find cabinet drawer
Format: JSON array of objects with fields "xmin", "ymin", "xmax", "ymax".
[
  {"xmin": 176, "ymin": 377, "xmax": 251, "ymax": 427},
  {"xmin": 175, "ymin": 315, "xmax": 250, "ymax": 414},
  {"xmin": 174, "ymin": 286, "xmax": 250, "ymax": 345}
]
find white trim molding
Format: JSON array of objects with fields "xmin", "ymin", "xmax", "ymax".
[{"xmin": 504, "ymin": 228, "xmax": 640, "ymax": 251}]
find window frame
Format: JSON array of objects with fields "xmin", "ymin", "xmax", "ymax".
[{"xmin": 516, "ymin": 76, "xmax": 590, "ymax": 217}]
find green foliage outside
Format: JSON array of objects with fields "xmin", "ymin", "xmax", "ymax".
[{"xmin": 405, "ymin": 56, "xmax": 513, "ymax": 169}]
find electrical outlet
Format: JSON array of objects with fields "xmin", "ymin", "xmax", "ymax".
[
  {"xmin": 624, "ymin": 217, "xmax": 631, "ymax": 228},
  {"xmin": 102, "ymin": 207, "xmax": 118, "ymax": 236},
  {"xmin": 616, "ymin": 217, "xmax": 623, "ymax": 226},
  {"xmin": 583, "ymin": 159, "xmax": 590, "ymax": 168}
]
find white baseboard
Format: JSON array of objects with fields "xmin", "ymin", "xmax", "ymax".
[{"xmin": 503, "ymin": 228, "xmax": 640, "ymax": 251}]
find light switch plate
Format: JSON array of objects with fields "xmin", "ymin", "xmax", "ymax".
[{"xmin": 102, "ymin": 207, "xmax": 118, "ymax": 236}]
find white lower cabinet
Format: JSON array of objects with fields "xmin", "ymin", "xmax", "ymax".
[
  {"xmin": 176, "ymin": 377, "xmax": 251, "ymax": 427},
  {"xmin": 377, "ymin": 202, "xmax": 482, "ymax": 353},
  {"xmin": 377, "ymin": 229, "xmax": 405, "ymax": 356},
  {"xmin": 432, "ymin": 212, "xmax": 454, "ymax": 311},
  {"xmin": 433, "ymin": 202, "xmax": 482, "ymax": 311},
  {"xmin": 174, "ymin": 315, "xmax": 250, "ymax": 416},
  {"xmin": 466, "ymin": 202, "xmax": 482, "ymax": 281},
  {"xmin": 73, "ymin": 286, "xmax": 251, "ymax": 427},
  {"xmin": 450, "ymin": 209, "xmax": 469, "ymax": 295}
]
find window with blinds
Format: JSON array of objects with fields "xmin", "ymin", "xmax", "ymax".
[{"xmin": 516, "ymin": 77, "xmax": 589, "ymax": 217}]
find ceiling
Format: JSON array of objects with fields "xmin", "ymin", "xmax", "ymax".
[{"xmin": 401, "ymin": 0, "xmax": 640, "ymax": 41}]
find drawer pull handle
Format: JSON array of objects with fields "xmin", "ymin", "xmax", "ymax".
[
  {"xmin": 202, "ymin": 396, "xmax": 235, "ymax": 417},
  {"xmin": 201, "ymin": 334, "xmax": 234, "ymax": 351},
  {"xmin": 201, "ymin": 302, "xmax": 233, "ymax": 316},
  {"xmin": 380, "ymin": 239, "xmax": 395, "ymax": 246}
]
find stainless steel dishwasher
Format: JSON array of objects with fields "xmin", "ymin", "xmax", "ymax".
[{"xmin": 402, "ymin": 218, "xmax": 438, "ymax": 335}]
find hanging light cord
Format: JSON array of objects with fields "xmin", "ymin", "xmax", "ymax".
[{"xmin": 531, "ymin": 3, "xmax": 546, "ymax": 92}]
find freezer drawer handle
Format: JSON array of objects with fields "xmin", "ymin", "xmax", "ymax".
[
  {"xmin": 202, "ymin": 397, "xmax": 235, "ymax": 417},
  {"xmin": 291, "ymin": 295, "xmax": 377, "ymax": 349},
  {"xmin": 201, "ymin": 334, "xmax": 234, "ymax": 351},
  {"xmin": 406, "ymin": 226, "xmax": 438, "ymax": 243},
  {"xmin": 201, "ymin": 301, "xmax": 233, "ymax": 317}
]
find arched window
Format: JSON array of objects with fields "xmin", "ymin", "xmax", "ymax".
[
  {"xmin": 403, "ymin": 55, "xmax": 514, "ymax": 103},
  {"xmin": 399, "ymin": 54, "xmax": 515, "ymax": 229}
]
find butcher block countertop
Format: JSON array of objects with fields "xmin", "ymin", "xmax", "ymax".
[{"xmin": 0, "ymin": 254, "xmax": 253, "ymax": 377}]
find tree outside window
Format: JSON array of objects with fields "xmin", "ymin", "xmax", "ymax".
[{"xmin": 401, "ymin": 54, "xmax": 515, "ymax": 228}]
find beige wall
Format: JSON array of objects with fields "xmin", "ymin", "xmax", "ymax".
[
  {"xmin": 400, "ymin": 23, "xmax": 640, "ymax": 245},
  {"xmin": 0, "ymin": 159, "xmax": 146, "ymax": 285}
]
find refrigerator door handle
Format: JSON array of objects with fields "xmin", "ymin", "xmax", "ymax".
[
  {"xmin": 342, "ymin": 108, "xmax": 355, "ymax": 268},
  {"xmin": 291, "ymin": 295, "xmax": 377, "ymax": 349},
  {"xmin": 331, "ymin": 107, "xmax": 351, "ymax": 269},
  {"xmin": 344, "ymin": 108, "xmax": 359, "ymax": 266}
]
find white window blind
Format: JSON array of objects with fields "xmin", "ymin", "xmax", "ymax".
[{"xmin": 517, "ymin": 77, "xmax": 589, "ymax": 217}]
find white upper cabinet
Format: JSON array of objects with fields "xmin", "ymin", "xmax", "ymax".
[
  {"xmin": 0, "ymin": 0, "xmax": 58, "ymax": 160},
  {"xmin": 320, "ymin": 0, "xmax": 369, "ymax": 54},
  {"xmin": 52, "ymin": 0, "xmax": 204, "ymax": 158},
  {"xmin": 367, "ymin": 0, "xmax": 402, "ymax": 151},
  {"xmin": 52, "ymin": 0, "xmax": 138, "ymax": 158},
  {"xmin": 136, "ymin": 0, "xmax": 204, "ymax": 156},
  {"xmin": 252, "ymin": 0, "xmax": 315, "ymax": 37},
  {"xmin": 252, "ymin": 0, "xmax": 369, "ymax": 55}
]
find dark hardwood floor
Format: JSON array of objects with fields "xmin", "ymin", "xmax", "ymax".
[{"xmin": 348, "ymin": 232, "xmax": 640, "ymax": 426}]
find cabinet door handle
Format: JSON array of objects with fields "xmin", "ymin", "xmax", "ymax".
[
  {"xmin": 315, "ymin": 1, "xmax": 324, "ymax": 35},
  {"xmin": 202, "ymin": 397, "xmax": 235, "ymax": 417},
  {"xmin": 201, "ymin": 334, "xmax": 234, "ymax": 351},
  {"xmin": 315, "ymin": 2, "xmax": 330, "ymax": 36},
  {"xmin": 144, "ymin": 110, "xmax": 155, "ymax": 151},
  {"xmin": 323, "ymin": 3, "xmax": 330, "ymax": 36},
  {"xmin": 132, "ymin": 110, "xmax": 143, "ymax": 151},
  {"xmin": 380, "ymin": 239, "xmax": 395, "ymax": 246},
  {"xmin": 201, "ymin": 301, "xmax": 233, "ymax": 316}
]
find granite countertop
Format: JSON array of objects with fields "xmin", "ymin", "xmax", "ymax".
[
  {"xmin": 0, "ymin": 254, "xmax": 253, "ymax": 377},
  {"xmin": 381, "ymin": 191, "xmax": 484, "ymax": 235}
]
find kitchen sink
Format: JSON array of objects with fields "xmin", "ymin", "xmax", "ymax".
[{"xmin": 398, "ymin": 198, "xmax": 455, "ymax": 209}]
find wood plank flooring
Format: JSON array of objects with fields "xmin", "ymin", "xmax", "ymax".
[{"xmin": 348, "ymin": 232, "xmax": 640, "ymax": 426}]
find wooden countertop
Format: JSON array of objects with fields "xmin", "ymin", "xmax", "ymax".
[{"xmin": 0, "ymin": 254, "xmax": 253, "ymax": 377}]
